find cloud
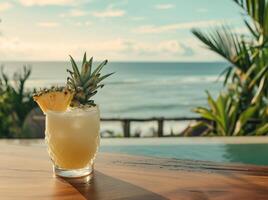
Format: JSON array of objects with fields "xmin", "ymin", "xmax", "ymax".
[
  {"xmin": 135, "ymin": 20, "xmax": 223, "ymax": 34},
  {"xmin": 121, "ymin": 39, "xmax": 194, "ymax": 57},
  {"xmin": 92, "ymin": 8, "xmax": 125, "ymax": 18},
  {"xmin": 37, "ymin": 22, "xmax": 59, "ymax": 28},
  {"xmin": 0, "ymin": 36, "xmax": 34, "ymax": 60},
  {"xmin": 0, "ymin": 36, "xmax": 222, "ymax": 61},
  {"xmin": 159, "ymin": 40, "xmax": 193, "ymax": 56},
  {"xmin": 0, "ymin": 2, "xmax": 13, "ymax": 11},
  {"xmin": 67, "ymin": 39, "xmax": 195, "ymax": 61},
  {"xmin": 18, "ymin": 0, "xmax": 77, "ymax": 6},
  {"xmin": 154, "ymin": 4, "xmax": 175, "ymax": 10}
]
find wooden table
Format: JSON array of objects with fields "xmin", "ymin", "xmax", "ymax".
[{"xmin": 1, "ymin": 140, "xmax": 268, "ymax": 200}]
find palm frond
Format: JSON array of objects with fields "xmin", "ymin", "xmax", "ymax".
[
  {"xmin": 192, "ymin": 25, "xmax": 252, "ymax": 71},
  {"xmin": 233, "ymin": 0, "xmax": 268, "ymax": 39}
]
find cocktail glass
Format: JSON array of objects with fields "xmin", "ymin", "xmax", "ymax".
[{"xmin": 45, "ymin": 106, "xmax": 100, "ymax": 178}]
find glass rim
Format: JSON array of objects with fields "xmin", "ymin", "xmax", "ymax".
[{"xmin": 45, "ymin": 105, "xmax": 99, "ymax": 115}]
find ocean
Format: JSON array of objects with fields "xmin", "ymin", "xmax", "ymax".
[{"xmin": 2, "ymin": 61, "xmax": 226, "ymax": 119}]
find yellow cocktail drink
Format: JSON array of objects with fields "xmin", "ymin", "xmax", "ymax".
[
  {"xmin": 46, "ymin": 107, "xmax": 100, "ymax": 172},
  {"xmin": 33, "ymin": 52, "xmax": 112, "ymax": 178}
]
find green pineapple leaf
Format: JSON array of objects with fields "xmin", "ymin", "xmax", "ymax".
[
  {"xmin": 67, "ymin": 52, "xmax": 113, "ymax": 107},
  {"xmin": 92, "ymin": 60, "xmax": 108, "ymax": 77},
  {"xmin": 69, "ymin": 55, "xmax": 82, "ymax": 85},
  {"xmin": 98, "ymin": 72, "xmax": 115, "ymax": 83},
  {"xmin": 83, "ymin": 57, "xmax": 93, "ymax": 82},
  {"xmin": 82, "ymin": 52, "xmax": 87, "ymax": 65}
]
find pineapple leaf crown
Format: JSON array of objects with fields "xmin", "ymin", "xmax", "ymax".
[{"xmin": 67, "ymin": 52, "xmax": 113, "ymax": 107}]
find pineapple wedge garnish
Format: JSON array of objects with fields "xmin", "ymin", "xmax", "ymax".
[{"xmin": 33, "ymin": 87, "xmax": 73, "ymax": 113}]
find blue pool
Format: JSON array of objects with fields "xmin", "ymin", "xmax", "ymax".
[{"xmin": 100, "ymin": 137, "xmax": 268, "ymax": 166}]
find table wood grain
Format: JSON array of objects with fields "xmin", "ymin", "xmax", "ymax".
[{"xmin": 1, "ymin": 139, "xmax": 268, "ymax": 200}]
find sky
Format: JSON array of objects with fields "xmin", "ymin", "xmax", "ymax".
[{"xmin": 0, "ymin": 0, "xmax": 247, "ymax": 61}]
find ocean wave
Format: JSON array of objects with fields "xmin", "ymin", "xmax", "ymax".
[
  {"xmin": 106, "ymin": 75, "xmax": 223, "ymax": 86},
  {"xmin": 25, "ymin": 75, "xmax": 223, "ymax": 89},
  {"xmin": 106, "ymin": 79, "xmax": 142, "ymax": 85},
  {"xmin": 115, "ymin": 103, "xmax": 195, "ymax": 113}
]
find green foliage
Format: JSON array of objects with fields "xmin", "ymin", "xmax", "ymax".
[
  {"xmin": 194, "ymin": 90, "xmax": 267, "ymax": 136},
  {"xmin": 0, "ymin": 66, "xmax": 37, "ymax": 138},
  {"xmin": 67, "ymin": 52, "xmax": 114, "ymax": 107},
  {"xmin": 190, "ymin": 0, "xmax": 268, "ymax": 136}
]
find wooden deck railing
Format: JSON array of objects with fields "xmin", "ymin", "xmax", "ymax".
[
  {"xmin": 33, "ymin": 116, "xmax": 261, "ymax": 138},
  {"xmin": 33, "ymin": 116, "xmax": 203, "ymax": 137},
  {"xmin": 101, "ymin": 117, "xmax": 204, "ymax": 137}
]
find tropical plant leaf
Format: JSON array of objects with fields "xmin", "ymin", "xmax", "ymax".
[
  {"xmin": 251, "ymin": 76, "xmax": 266, "ymax": 104},
  {"xmin": 192, "ymin": 0, "xmax": 268, "ymax": 136},
  {"xmin": 234, "ymin": 105, "xmax": 258, "ymax": 135},
  {"xmin": 206, "ymin": 91, "xmax": 218, "ymax": 113},
  {"xmin": 192, "ymin": 25, "xmax": 252, "ymax": 72},
  {"xmin": 194, "ymin": 107, "xmax": 215, "ymax": 121},
  {"xmin": 248, "ymin": 65, "xmax": 268, "ymax": 89},
  {"xmin": 224, "ymin": 67, "xmax": 233, "ymax": 85},
  {"xmin": 233, "ymin": 0, "xmax": 268, "ymax": 38},
  {"xmin": 184, "ymin": 121, "xmax": 212, "ymax": 136},
  {"xmin": 244, "ymin": 63, "xmax": 257, "ymax": 81},
  {"xmin": 216, "ymin": 93, "xmax": 229, "ymax": 132},
  {"xmin": 254, "ymin": 123, "xmax": 268, "ymax": 135},
  {"xmin": 227, "ymin": 101, "xmax": 239, "ymax": 135},
  {"xmin": 244, "ymin": 20, "xmax": 258, "ymax": 39},
  {"xmin": 217, "ymin": 66, "xmax": 233, "ymax": 85}
]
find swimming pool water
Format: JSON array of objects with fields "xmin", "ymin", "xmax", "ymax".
[{"xmin": 100, "ymin": 138, "xmax": 268, "ymax": 166}]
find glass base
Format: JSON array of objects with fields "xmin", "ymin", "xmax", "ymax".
[{"xmin": 54, "ymin": 165, "xmax": 93, "ymax": 179}]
